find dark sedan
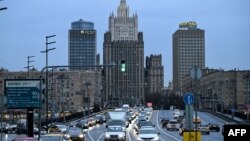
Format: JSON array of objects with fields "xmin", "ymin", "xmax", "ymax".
[
  {"xmin": 76, "ymin": 120, "xmax": 89, "ymax": 131},
  {"xmin": 208, "ymin": 122, "xmax": 220, "ymax": 131},
  {"xmin": 63, "ymin": 127, "xmax": 85, "ymax": 141}
]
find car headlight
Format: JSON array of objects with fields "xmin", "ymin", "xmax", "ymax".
[
  {"xmin": 153, "ymin": 136, "xmax": 159, "ymax": 141},
  {"xmin": 79, "ymin": 134, "xmax": 84, "ymax": 138},
  {"xmin": 137, "ymin": 137, "xmax": 142, "ymax": 141},
  {"xmin": 105, "ymin": 133, "xmax": 110, "ymax": 138},
  {"xmin": 65, "ymin": 134, "xmax": 71, "ymax": 138},
  {"xmin": 118, "ymin": 133, "xmax": 125, "ymax": 139}
]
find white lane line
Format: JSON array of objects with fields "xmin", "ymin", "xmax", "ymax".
[
  {"xmin": 128, "ymin": 130, "xmax": 132, "ymax": 141},
  {"xmin": 156, "ymin": 110, "xmax": 181, "ymax": 141},
  {"xmin": 97, "ymin": 133, "xmax": 104, "ymax": 141},
  {"xmin": 128, "ymin": 119, "xmax": 136, "ymax": 141},
  {"xmin": 87, "ymin": 129, "xmax": 95, "ymax": 141}
]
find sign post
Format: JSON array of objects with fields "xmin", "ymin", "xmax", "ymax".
[
  {"xmin": 5, "ymin": 79, "xmax": 41, "ymax": 137},
  {"xmin": 183, "ymin": 93, "xmax": 194, "ymax": 131},
  {"xmin": 189, "ymin": 66, "xmax": 202, "ymax": 141}
]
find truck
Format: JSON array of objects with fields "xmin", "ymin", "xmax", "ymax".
[
  {"xmin": 106, "ymin": 111, "xmax": 128, "ymax": 131},
  {"xmin": 105, "ymin": 111, "xmax": 127, "ymax": 141},
  {"xmin": 122, "ymin": 104, "xmax": 129, "ymax": 112}
]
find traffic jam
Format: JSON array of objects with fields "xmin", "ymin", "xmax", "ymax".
[{"xmin": 1, "ymin": 104, "xmax": 225, "ymax": 141}]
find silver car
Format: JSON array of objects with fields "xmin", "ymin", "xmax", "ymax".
[{"xmin": 198, "ymin": 122, "xmax": 210, "ymax": 135}]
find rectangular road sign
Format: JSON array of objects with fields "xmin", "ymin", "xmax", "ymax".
[{"xmin": 5, "ymin": 79, "xmax": 41, "ymax": 109}]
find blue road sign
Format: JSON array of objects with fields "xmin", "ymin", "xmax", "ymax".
[
  {"xmin": 183, "ymin": 93, "xmax": 194, "ymax": 105},
  {"xmin": 5, "ymin": 79, "xmax": 41, "ymax": 109}
]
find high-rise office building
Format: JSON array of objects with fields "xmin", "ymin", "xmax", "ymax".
[
  {"xmin": 173, "ymin": 21, "xmax": 205, "ymax": 94},
  {"xmin": 68, "ymin": 19, "xmax": 96, "ymax": 70},
  {"xmin": 103, "ymin": 0, "xmax": 144, "ymax": 107},
  {"xmin": 145, "ymin": 54, "xmax": 164, "ymax": 95}
]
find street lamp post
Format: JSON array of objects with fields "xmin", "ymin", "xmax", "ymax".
[{"xmin": 41, "ymin": 35, "xmax": 56, "ymax": 133}]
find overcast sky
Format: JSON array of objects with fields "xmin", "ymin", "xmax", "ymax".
[{"xmin": 1, "ymin": 0, "xmax": 250, "ymax": 86}]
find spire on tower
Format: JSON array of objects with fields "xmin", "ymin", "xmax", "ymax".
[{"xmin": 118, "ymin": 0, "xmax": 129, "ymax": 17}]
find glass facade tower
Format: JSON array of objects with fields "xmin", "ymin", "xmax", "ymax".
[{"xmin": 68, "ymin": 19, "xmax": 96, "ymax": 70}]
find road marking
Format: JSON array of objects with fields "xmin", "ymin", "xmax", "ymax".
[
  {"xmin": 87, "ymin": 129, "xmax": 95, "ymax": 141},
  {"xmin": 128, "ymin": 129, "xmax": 132, "ymax": 141},
  {"xmin": 97, "ymin": 133, "xmax": 104, "ymax": 141},
  {"xmin": 156, "ymin": 110, "xmax": 181, "ymax": 141}
]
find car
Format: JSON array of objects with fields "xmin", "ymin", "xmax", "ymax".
[
  {"xmin": 160, "ymin": 117, "xmax": 170, "ymax": 128},
  {"xmin": 0, "ymin": 122, "xmax": 9, "ymax": 134},
  {"xmin": 198, "ymin": 122, "xmax": 210, "ymax": 135},
  {"xmin": 208, "ymin": 122, "xmax": 220, "ymax": 131},
  {"xmin": 16, "ymin": 123, "xmax": 27, "ymax": 134},
  {"xmin": 173, "ymin": 110, "xmax": 181, "ymax": 119},
  {"xmin": 193, "ymin": 116, "xmax": 201, "ymax": 124},
  {"xmin": 68, "ymin": 121, "xmax": 78, "ymax": 127},
  {"xmin": 136, "ymin": 127, "xmax": 160, "ymax": 141},
  {"xmin": 86, "ymin": 118, "xmax": 96, "ymax": 127},
  {"xmin": 177, "ymin": 115, "xmax": 185, "ymax": 123},
  {"xmin": 134, "ymin": 121, "xmax": 154, "ymax": 132},
  {"xmin": 76, "ymin": 120, "xmax": 89, "ymax": 132},
  {"xmin": 48, "ymin": 124, "xmax": 68, "ymax": 133},
  {"xmin": 166, "ymin": 119, "xmax": 180, "ymax": 131},
  {"xmin": 94, "ymin": 114, "xmax": 105, "ymax": 124},
  {"xmin": 39, "ymin": 133, "xmax": 63, "ymax": 141},
  {"xmin": 104, "ymin": 125, "xmax": 126, "ymax": 141},
  {"xmin": 63, "ymin": 127, "xmax": 85, "ymax": 141}
]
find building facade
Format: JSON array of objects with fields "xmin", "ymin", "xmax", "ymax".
[
  {"xmin": 173, "ymin": 21, "xmax": 205, "ymax": 95},
  {"xmin": 182, "ymin": 68, "xmax": 250, "ymax": 113},
  {"xmin": 103, "ymin": 0, "xmax": 144, "ymax": 107},
  {"xmin": 68, "ymin": 19, "xmax": 96, "ymax": 70},
  {"xmin": 145, "ymin": 54, "xmax": 164, "ymax": 95},
  {"xmin": 0, "ymin": 69, "xmax": 102, "ymax": 115}
]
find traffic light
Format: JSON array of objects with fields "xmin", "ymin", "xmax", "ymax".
[{"xmin": 120, "ymin": 59, "xmax": 126, "ymax": 72}]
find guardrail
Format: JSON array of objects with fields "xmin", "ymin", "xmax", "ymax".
[
  {"xmin": 201, "ymin": 110, "xmax": 249, "ymax": 125},
  {"xmin": 41, "ymin": 108, "xmax": 113, "ymax": 126}
]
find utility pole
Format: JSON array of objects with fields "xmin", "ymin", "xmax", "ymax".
[
  {"xmin": 24, "ymin": 55, "xmax": 35, "ymax": 137},
  {"xmin": 24, "ymin": 56, "xmax": 35, "ymax": 78},
  {"xmin": 41, "ymin": 35, "xmax": 56, "ymax": 133}
]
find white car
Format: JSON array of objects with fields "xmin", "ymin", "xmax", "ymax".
[
  {"xmin": 166, "ymin": 119, "xmax": 180, "ymax": 131},
  {"xmin": 104, "ymin": 125, "xmax": 126, "ymax": 141},
  {"xmin": 136, "ymin": 127, "xmax": 160, "ymax": 141}
]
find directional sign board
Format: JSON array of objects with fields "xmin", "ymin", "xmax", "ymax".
[
  {"xmin": 5, "ymin": 79, "xmax": 41, "ymax": 109},
  {"xmin": 183, "ymin": 93, "xmax": 194, "ymax": 105}
]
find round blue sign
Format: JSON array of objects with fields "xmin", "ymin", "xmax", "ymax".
[{"xmin": 183, "ymin": 93, "xmax": 194, "ymax": 105}]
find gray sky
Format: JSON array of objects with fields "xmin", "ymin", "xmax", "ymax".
[{"xmin": 1, "ymin": 0, "xmax": 250, "ymax": 86}]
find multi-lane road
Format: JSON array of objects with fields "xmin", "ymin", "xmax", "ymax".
[
  {"xmin": 85, "ymin": 110, "xmax": 224, "ymax": 141},
  {"xmin": 1, "ymin": 110, "xmax": 225, "ymax": 141}
]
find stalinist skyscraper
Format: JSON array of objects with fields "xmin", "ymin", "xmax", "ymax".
[{"xmin": 103, "ymin": 0, "xmax": 144, "ymax": 107}]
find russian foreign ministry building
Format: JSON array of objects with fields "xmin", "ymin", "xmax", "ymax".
[{"xmin": 103, "ymin": 0, "xmax": 144, "ymax": 107}]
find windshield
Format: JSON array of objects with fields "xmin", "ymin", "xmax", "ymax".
[
  {"xmin": 67, "ymin": 128, "xmax": 82, "ymax": 134},
  {"xmin": 57, "ymin": 125, "xmax": 67, "ymax": 129},
  {"xmin": 107, "ymin": 127, "xmax": 123, "ymax": 132},
  {"xmin": 139, "ymin": 129, "xmax": 156, "ymax": 134}
]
